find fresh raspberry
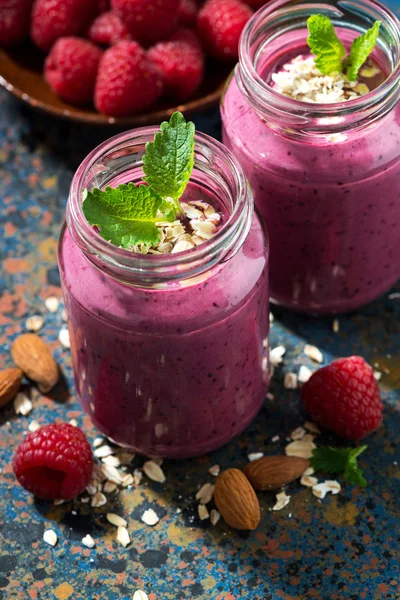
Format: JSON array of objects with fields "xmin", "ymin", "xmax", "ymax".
[
  {"xmin": 178, "ymin": 0, "xmax": 197, "ymax": 26},
  {"xmin": 0, "ymin": 0, "xmax": 32, "ymax": 46},
  {"xmin": 13, "ymin": 423, "xmax": 93, "ymax": 500},
  {"xmin": 45, "ymin": 37, "xmax": 102, "ymax": 105},
  {"xmin": 149, "ymin": 39, "xmax": 204, "ymax": 100},
  {"xmin": 197, "ymin": 0, "xmax": 253, "ymax": 60},
  {"xmin": 169, "ymin": 26, "xmax": 202, "ymax": 53},
  {"xmin": 88, "ymin": 11, "xmax": 131, "ymax": 46},
  {"xmin": 31, "ymin": 0, "xmax": 98, "ymax": 51},
  {"xmin": 111, "ymin": 0, "xmax": 180, "ymax": 44},
  {"xmin": 301, "ymin": 356, "xmax": 383, "ymax": 440},
  {"xmin": 95, "ymin": 41, "xmax": 163, "ymax": 116}
]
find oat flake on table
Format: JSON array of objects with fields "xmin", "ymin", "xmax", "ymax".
[
  {"xmin": 142, "ymin": 508, "xmax": 159, "ymax": 526},
  {"xmin": 196, "ymin": 483, "xmax": 215, "ymax": 504},
  {"xmin": 117, "ymin": 526, "xmax": 130, "ymax": 547},
  {"xmin": 209, "ymin": 464, "xmax": 220, "ymax": 477},
  {"xmin": 286, "ymin": 439, "xmax": 316, "ymax": 459},
  {"xmin": 107, "ymin": 513, "xmax": 127, "ymax": 527},
  {"xmin": 298, "ymin": 365, "xmax": 313, "ymax": 383},
  {"xmin": 248, "ymin": 452, "xmax": 264, "ymax": 462},
  {"xmin": 45, "ymin": 296, "xmax": 59, "ymax": 313},
  {"xmin": 304, "ymin": 344, "xmax": 324, "ymax": 363},
  {"xmin": 43, "ymin": 529, "xmax": 57, "ymax": 546},
  {"xmin": 143, "ymin": 460, "xmax": 166, "ymax": 483},
  {"xmin": 198, "ymin": 504, "xmax": 209, "ymax": 520},
  {"xmin": 133, "ymin": 591, "xmax": 149, "ymax": 600},
  {"xmin": 25, "ymin": 315, "xmax": 44, "ymax": 332},
  {"xmin": 14, "ymin": 393, "xmax": 33, "ymax": 416},
  {"xmin": 82, "ymin": 534, "xmax": 95, "ymax": 548},
  {"xmin": 273, "ymin": 491, "xmax": 291, "ymax": 511}
]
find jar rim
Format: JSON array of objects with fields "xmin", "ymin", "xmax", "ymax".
[
  {"xmin": 238, "ymin": 0, "xmax": 400, "ymax": 132},
  {"xmin": 67, "ymin": 126, "xmax": 253, "ymax": 285}
]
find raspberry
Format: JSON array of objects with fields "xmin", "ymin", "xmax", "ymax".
[
  {"xmin": 94, "ymin": 41, "xmax": 163, "ymax": 116},
  {"xmin": 45, "ymin": 37, "xmax": 102, "ymax": 105},
  {"xmin": 149, "ymin": 39, "xmax": 204, "ymax": 100},
  {"xmin": 178, "ymin": 0, "xmax": 197, "ymax": 26},
  {"xmin": 88, "ymin": 11, "xmax": 131, "ymax": 46},
  {"xmin": 13, "ymin": 423, "xmax": 93, "ymax": 500},
  {"xmin": 301, "ymin": 356, "xmax": 383, "ymax": 440},
  {"xmin": 111, "ymin": 0, "xmax": 180, "ymax": 44},
  {"xmin": 169, "ymin": 26, "xmax": 202, "ymax": 53},
  {"xmin": 197, "ymin": 0, "xmax": 253, "ymax": 60},
  {"xmin": 31, "ymin": 0, "xmax": 98, "ymax": 51},
  {"xmin": 0, "ymin": 0, "xmax": 32, "ymax": 46}
]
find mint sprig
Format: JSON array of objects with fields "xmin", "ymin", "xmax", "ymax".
[
  {"xmin": 143, "ymin": 111, "xmax": 195, "ymax": 214},
  {"xmin": 310, "ymin": 445, "xmax": 368, "ymax": 487},
  {"xmin": 307, "ymin": 14, "xmax": 381, "ymax": 80},
  {"xmin": 82, "ymin": 112, "xmax": 195, "ymax": 248}
]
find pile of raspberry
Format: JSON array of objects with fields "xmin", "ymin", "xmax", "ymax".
[{"xmin": 0, "ymin": 0, "xmax": 266, "ymax": 117}]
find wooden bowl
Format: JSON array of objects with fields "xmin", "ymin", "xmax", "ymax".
[{"xmin": 0, "ymin": 41, "xmax": 232, "ymax": 125}]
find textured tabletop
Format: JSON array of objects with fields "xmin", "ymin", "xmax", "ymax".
[{"xmin": 0, "ymin": 87, "xmax": 399, "ymax": 600}]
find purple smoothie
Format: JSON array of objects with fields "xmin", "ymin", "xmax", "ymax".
[
  {"xmin": 221, "ymin": 45, "xmax": 400, "ymax": 313},
  {"xmin": 59, "ymin": 182, "xmax": 269, "ymax": 458}
]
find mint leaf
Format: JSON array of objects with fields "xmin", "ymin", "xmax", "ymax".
[
  {"xmin": 344, "ymin": 446, "xmax": 368, "ymax": 487},
  {"xmin": 345, "ymin": 21, "xmax": 380, "ymax": 81},
  {"xmin": 310, "ymin": 445, "xmax": 367, "ymax": 487},
  {"xmin": 310, "ymin": 446, "xmax": 349, "ymax": 472},
  {"xmin": 307, "ymin": 14, "xmax": 346, "ymax": 75},
  {"xmin": 82, "ymin": 183, "xmax": 164, "ymax": 248},
  {"xmin": 143, "ymin": 112, "xmax": 195, "ymax": 212}
]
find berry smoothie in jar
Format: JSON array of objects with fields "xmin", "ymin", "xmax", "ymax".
[
  {"xmin": 221, "ymin": 0, "xmax": 400, "ymax": 314},
  {"xmin": 58, "ymin": 114, "xmax": 269, "ymax": 458}
]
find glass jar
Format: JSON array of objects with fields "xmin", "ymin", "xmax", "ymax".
[
  {"xmin": 58, "ymin": 128, "xmax": 269, "ymax": 458},
  {"xmin": 221, "ymin": 0, "xmax": 400, "ymax": 314}
]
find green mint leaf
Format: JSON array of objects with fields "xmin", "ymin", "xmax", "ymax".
[
  {"xmin": 307, "ymin": 14, "xmax": 346, "ymax": 75},
  {"xmin": 310, "ymin": 445, "xmax": 367, "ymax": 487},
  {"xmin": 344, "ymin": 446, "xmax": 368, "ymax": 487},
  {"xmin": 310, "ymin": 446, "xmax": 349, "ymax": 472},
  {"xmin": 143, "ymin": 111, "xmax": 195, "ymax": 211},
  {"xmin": 346, "ymin": 21, "xmax": 380, "ymax": 81},
  {"xmin": 82, "ymin": 183, "xmax": 164, "ymax": 248}
]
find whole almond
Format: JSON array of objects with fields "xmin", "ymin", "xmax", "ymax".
[
  {"xmin": 243, "ymin": 455, "xmax": 309, "ymax": 491},
  {"xmin": 214, "ymin": 468, "xmax": 260, "ymax": 530},
  {"xmin": 0, "ymin": 368, "xmax": 23, "ymax": 408},
  {"xmin": 11, "ymin": 334, "xmax": 59, "ymax": 393}
]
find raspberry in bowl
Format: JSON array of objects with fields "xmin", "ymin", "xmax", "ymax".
[{"xmin": 0, "ymin": 0, "xmax": 255, "ymax": 123}]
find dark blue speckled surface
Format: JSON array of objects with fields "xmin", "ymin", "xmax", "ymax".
[{"xmin": 0, "ymin": 71, "xmax": 399, "ymax": 600}]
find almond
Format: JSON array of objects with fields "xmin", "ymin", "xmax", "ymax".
[
  {"xmin": 214, "ymin": 468, "xmax": 260, "ymax": 530},
  {"xmin": 11, "ymin": 334, "xmax": 59, "ymax": 393},
  {"xmin": 0, "ymin": 367, "xmax": 23, "ymax": 408},
  {"xmin": 243, "ymin": 455, "xmax": 309, "ymax": 491}
]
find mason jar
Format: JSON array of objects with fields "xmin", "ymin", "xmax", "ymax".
[
  {"xmin": 58, "ymin": 128, "xmax": 270, "ymax": 458},
  {"xmin": 221, "ymin": 0, "xmax": 400, "ymax": 314}
]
